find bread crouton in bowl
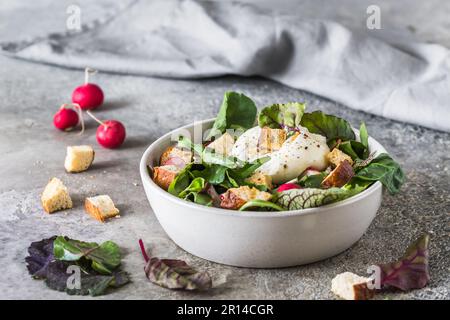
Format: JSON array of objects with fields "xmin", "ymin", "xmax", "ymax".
[{"xmin": 139, "ymin": 118, "xmax": 388, "ymax": 268}]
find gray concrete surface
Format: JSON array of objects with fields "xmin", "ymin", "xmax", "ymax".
[{"xmin": 0, "ymin": 0, "xmax": 449, "ymax": 300}]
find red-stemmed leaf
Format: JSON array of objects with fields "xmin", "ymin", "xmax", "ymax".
[
  {"xmin": 139, "ymin": 239, "xmax": 212, "ymax": 291},
  {"xmin": 378, "ymin": 234, "xmax": 430, "ymax": 291}
]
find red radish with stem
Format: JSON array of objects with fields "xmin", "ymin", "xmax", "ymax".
[
  {"xmin": 72, "ymin": 67, "xmax": 104, "ymax": 110},
  {"xmin": 53, "ymin": 103, "xmax": 84, "ymax": 133},
  {"xmin": 86, "ymin": 110, "xmax": 126, "ymax": 149}
]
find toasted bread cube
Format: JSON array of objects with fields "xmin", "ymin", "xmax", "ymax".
[
  {"xmin": 326, "ymin": 148, "xmax": 353, "ymax": 167},
  {"xmin": 257, "ymin": 127, "xmax": 287, "ymax": 154},
  {"xmin": 205, "ymin": 132, "xmax": 235, "ymax": 156},
  {"xmin": 245, "ymin": 172, "xmax": 273, "ymax": 190},
  {"xmin": 331, "ymin": 272, "xmax": 374, "ymax": 300},
  {"xmin": 41, "ymin": 178, "xmax": 73, "ymax": 213},
  {"xmin": 64, "ymin": 145, "xmax": 95, "ymax": 173},
  {"xmin": 160, "ymin": 146, "xmax": 192, "ymax": 166},
  {"xmin": 321, "ymin": 160, "xmax": 354, "ymax": 188},
  {"xmin": 220, "ymin": 186, "xmax": 272, "ymax": 210},
  {"xmin": 153, "ymin": 165, "xmax": 181, "ymax": 190},
  {"xmin": 85, "ymin": 195, "xmax": 119, "ymax": 222}
]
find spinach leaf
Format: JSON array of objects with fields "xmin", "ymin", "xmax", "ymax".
[
  {"xmin": 352, "ymin": 153, "xmax": 405, "ymax": 194},
  {"xmin": 53, "ymin": 236, "xmax": 122, "ymax": 274},
  {"xmin": 168, "ymin": 164, "xmax": 192, "ymax": 196},
  {"xmin": 338, "ymin": 140, "xmax": 367, "ymax": 160},
  {"xmin": 206, "ymin": 91, "xmax": 257, "ymax": 140},
  {"xmin": 298, "ymin": 172, "xmax": 327, "ymax": 188},
  {"xmin": 275, "ymin": 187, "xmax": 358, "ymax": 210},
  {"xmin": 359, "ymin": 122, "xmax": 369, "ymax": 158},
  {"xmin": 178, "ymin": 177, "xmax": 206, "ymax": 198},
  {"xmin": 300, "ymin": 111, "xmax": 355, "ymax": 145},
  {"xmin": 239, "ymin": 199, "xmax": 284, "ymax": 212},
  {"xmin": 232, "ymin": 156, "xmax": 270, "ymax": 179},
  {"xmin": 258, "ymin": 102, "xmax": 305, "ymax": 129}
]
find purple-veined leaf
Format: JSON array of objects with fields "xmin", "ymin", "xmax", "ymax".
[
  {"xmin": 378, "ymin": 234, "xmax": 430, "ymax": 291},
  {"xmin": 139, "ymin": 239, "xmax": 212, "ymax": 291}
]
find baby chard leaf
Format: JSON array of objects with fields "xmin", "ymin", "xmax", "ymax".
[
  {"xmin": 139, "ymin": 240, "xmax": 212, "ymax": 291},
  {"xmin": 378, "ymin": 234, "xmax": 430, "ymax": 291},
  {"xmin": 258, "ymin": 102, "xmax": 305, "ymax": 129}
]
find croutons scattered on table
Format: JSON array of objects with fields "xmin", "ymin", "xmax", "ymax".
[
  {"xmin": 85, "ymin": 195, "xmax": 120, "ymax": 222},
  {"xmin": 160, "ymin": 145, "xmax": 193, "ymax": 167},
  {"xmin": 153, "ymin": 165, "xmax": 181, "ymax": 190},
  {"xmin": 331, "ymin": 272, "xmax": 374, "ymax": 300},
  {"xmin": 326, "ymin": 148, "xmax": 354, "ymax": 167},
  {"xmin": 205, "ymin": 132, "xmax": 235, "ymax": 156},
  {"xmin": 41, "ymin": 178, "xmax": 73, "ymax": 213},
  {"xmin": 321, "ymin": 160, "xmax": 354, "ymax": 188},
  {"xmin": 245, "ymin": 172, "xmax": 273, "ymax": 190},
  {"xmin": 64, "ymin": 145, "xmax": 95, "ymax": 173},
  {"xmin": 257, "ymin": 127, "xmax": 287, "ymax": 154},
  {"xmin": 220, "ymin": 186, "xmax": 272, "ymax": 210}
]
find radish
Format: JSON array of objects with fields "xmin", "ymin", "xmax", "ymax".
[
  {"xmin": 72, "ymin": 68, "xmax": 104, "ymax": 110},
  {"xmin": 87, "ymin": 111, "xmax": 126, "ymax": 149},
  {"xmin": 276, "ymin": 183, "xmax": 302, "ymax": 192},
  {"xmin": 53, "ymin": 103, "xmax": 84, "ymax": 132}
]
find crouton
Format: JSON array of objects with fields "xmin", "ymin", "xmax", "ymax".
[
  {"xmin": 326, "ymin": 148, "xmax": 353, "ymax": 167},
  {"xmin": 64, "ymin": 145, "xmax": 95, "ymax": 173},
  {"xmin": 153, "ymin": 165, "xmax": 181, "ymax": 190},
  {"xmin": 245, "ymin": 172, "xmax": 273, "ymax": 190},
  {"xmin": 85, "ymin": 195, "xmax": 119, "ymax": 222},
  {"xmin": 257, "ymin": 127, "xmax": 286, "ymax": 154},
  {"xmin": 41, "ymin": 178, "xmax": 73, "ymax": 213},
  {"xmin": 220, "ymin": 186, "xmax": 272, "ymax": 210},
  {"xmin": 321, "ymin": 160, "xmax": 354, "ymax": 188},
  {"xmin": 160, "ymin": 145, "xmax": 192, "ymax": 166},
  {"xmin": 205, "ymin": 132, "xmax": 235, "ymax": 156},
  {"xmin": 331, "ymin": 272, "xmax": 374, "ymax": 300}
]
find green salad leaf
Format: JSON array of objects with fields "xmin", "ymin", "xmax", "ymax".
[
  {"xmin": 168, "ymin": 164, "xmax": 192, "ymax": 196},
  {"xmin": 359, "ymin": 122, "xmax": 369, "ymax": 158},
  {"xmin": 258, "ymin": 102, "xmax": 305, "ymax": 129},
  {"xmin": 53, "ymin": 236, "xmax": 122, "ymax": 274},
  {"xmin": 298, "ymin": 172, "xmax": 327, "ymax": 188},
  {"xmin": 300, "ymin": 111, "xmax": 356, "ymax": 145},
  {"xmin": 352, "ymin": 153, "xmax": 405, "ymax": 194},
  {"xmin": 239, "ymin": 199, "xmax": 284, "ymax": 211},
  {"xmin": 338, "ymin": 140, "xmax": 367, "ymax": 160},
  {"xmin": 206, "ymin": 91, "xmax": 257, "ymax": 140},
  {"xmin": 275, "ymin": 187, "xmax": 358, "ymax": 210}
]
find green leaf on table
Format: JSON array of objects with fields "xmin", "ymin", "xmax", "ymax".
[
  {"xmin": 300, "ymin": 111, "xmax": 355, "ymax": 145},
  {"xmin": 206, "ymin": 91, "xmax": 257, "ymax": 140},
  {"xmin": 53, "ymin": 236, "xmax": 121, "ymax": 274},
  {"xmin": 377, "ymin": 234, "xmax": 430, "ymax": 291},
  {"xmin": 258, "ymin": 102, "xmax": 305, "ymax": 129},
  {"xmin": 352, "ymin": 153, "xmax": 405, "ymax": 194}
]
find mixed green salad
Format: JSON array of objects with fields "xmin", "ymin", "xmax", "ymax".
[{"xmin": 150, "ymin": 91, "xmax": 404, "ymax": 211}]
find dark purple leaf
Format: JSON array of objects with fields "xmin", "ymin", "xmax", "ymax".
[
  {"xmin": 25, "ymin": 236, "xmax": 56, "ymax": 279},
  {"xmin": 139, "ymin": 239, "xmax": 212, "ymax": 291},
  {"xmin": 378, "ymin": 234, "xmax": 430, "ymax": 291}
]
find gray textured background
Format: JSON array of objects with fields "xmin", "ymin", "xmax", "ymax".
[{"xmin": 0, "ymin": 0, "xmax": 449, "ymax": 299}]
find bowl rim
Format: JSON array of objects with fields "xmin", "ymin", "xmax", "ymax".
[{"xmin": 139, "ymin": 118, "xmax": 384, "ymax": 218}]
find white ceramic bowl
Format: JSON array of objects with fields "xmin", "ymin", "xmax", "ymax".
[{"xmin": 140, "ymin": 119, "xmax": 385, "ymax": 268}]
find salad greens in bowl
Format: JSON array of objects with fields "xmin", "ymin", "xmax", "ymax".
[
  {"xmin": 149, "ymin": 91, "xmax": 404, "ymax": 212},
  {"xmin": 139, "ymin": 91, "xmax": 404, "ymax": 267}
]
